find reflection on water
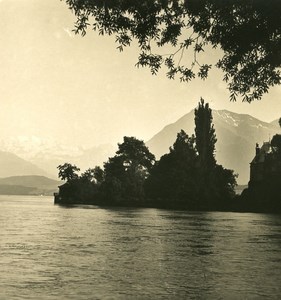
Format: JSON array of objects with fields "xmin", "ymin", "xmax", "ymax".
[{"xmin": 0, "ymin": 195, "xmax": 281, "ymax": 299}]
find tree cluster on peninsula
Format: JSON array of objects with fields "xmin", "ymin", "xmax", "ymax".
[{"xmin": 56, "ymin": 99, "xmax": 237, "ymax": 210}]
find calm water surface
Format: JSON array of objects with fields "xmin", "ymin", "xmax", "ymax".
[{"xmin": 0, "ymin": 195, "xmax": 281, "ymax": 299}]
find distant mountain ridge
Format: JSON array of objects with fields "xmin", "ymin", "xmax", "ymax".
[
  {"xmin": 0, "ymin": 111, "xmax": 280, "ymax": 185},
  {"xmin": 146, "ymin": 109, "xmax": 281, "ymax": 184},
  {"xmin": 0, "ymin": 137, "xmax": 115, "ymax": 178}
]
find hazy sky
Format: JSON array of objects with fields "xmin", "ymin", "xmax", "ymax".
[{"xmin": 1, "ymin": 0, "xmax": 281, "ymax": 148}]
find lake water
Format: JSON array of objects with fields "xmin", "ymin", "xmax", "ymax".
[{"xmin": 0, "ymin": 195, "xmax": 281, "ymax": 299}]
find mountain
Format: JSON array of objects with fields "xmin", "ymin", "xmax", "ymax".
[
  {"xmin": 0, "ymin": 150, "xmax": 50, "ymax": 178},
  {"xmin": 0, "ymin": 136, "xmax": 115, "ymax": 177},
  {"xmin": 1, "ymin": 112, "xmax": 279, "ymax": 185},
  {"xmin": 146, "ymin": 110, "xmax": 281, "ymax": 184},
  {"xmin": 0, "ymin": 175, "xmax": 62, "ymax": 195},
  {"xmin": 29, "ymin": 144, "xmax": 116, "ymax": 177},
  {"xmin": 0, "ymin": 175, "xmax": 61, "ymax": 189}
]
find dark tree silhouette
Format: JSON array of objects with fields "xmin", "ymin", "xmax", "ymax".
[
  {"xmin": 80, "ymin": 168, "xmax": 96, "ymax": 182},
  {"xmin": 102, "ymin": 136, "xmax": 155, "ymax": 203},
  {"xmin": 194, "ymin": 98, "xmax": 236, "ymax": 207},
  {"xmin": 55, "ymin": 102, "xmax": 236, "ymax": 209},
  {"xmin": 194, "ymin": 98, "xmax": 217, "ymax": 171},
  {"xmin": 64, "ymin": 0, "xmax": 281, "ymax": 102},
  {"xmin": 57, "ymin": 164, "xmax": 104, "ymax": 204},
  {"xmin": 57, "ymin": 163, "xmax": 80, "ymax": 182},
  {"xmin": 116, "ymin": 136, "xmax": 155, "ymax": 176},
  {"xmin": 145, "ymin": 130, "xmax": 198, "ymax": 206},
  {"xmin": 93, "ymin": 166, "xmax": 105, "ymax": 184},
  {"xmin": 145, "ymin": 112, "xmax": 236, "ymax": 209}
]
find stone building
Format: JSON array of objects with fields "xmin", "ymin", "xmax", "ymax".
[{"xmin": 249, "ymin": 141, "xmax": 281, "ymax": 185}]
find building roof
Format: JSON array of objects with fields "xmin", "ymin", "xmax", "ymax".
[{"xmin": 251, "ymin": 142, "xmax": 272, "ymax": 164}]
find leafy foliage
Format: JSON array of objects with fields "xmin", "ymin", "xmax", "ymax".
[
  {"xmin": 145, "ymin": 130, "xmax": 199, "ymax": 205},
  {"xmin": 57, "ymin": 163, "xmax": 80, "ymax": 181},
  {"xmin": 102, "ymin": 136, "xmax": 155, "ymax": 202},
  {"xmin": 56, "ymin": 101, "xmax": 237, "ymax": 208},
  {"xmin": 80, "ymin": 168, "xmax": 96, "ymax": 182},
  {"xmin": 146, "ymin": 100, "xmax": 237, "ymax": 208},
  {"xmin": 194, "ymin": 98, "xmax": 236, "ymax": 207},
  {"xmin": 194, "ymin": 98, "xmax": 217, "ymax": 171},
  {"xmin": 93, "ymin": 166, "xmax": 105, "ymax": 184},
  {"xmin": 65, "ymin": 0, "xmax": 281, "ymax": 101},
  {"xmin": 209, "ymin": 164, "xmax": 237, "ymax": 205},
  {"xmin": 116, "ymin": 136, "xmax": 155, "ymax": 174}
]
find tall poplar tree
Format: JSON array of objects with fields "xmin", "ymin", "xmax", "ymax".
[
  {"xmin": 194, "ymin": 98, "xmax": 236, "ymax": 208},
  {"xmin": 194, "ymin": 98, "xmax": 217, "ymax": 172}
]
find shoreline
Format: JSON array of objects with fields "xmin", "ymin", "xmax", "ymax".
[{"xmin": 54, "ymin": 195, "xmax": 281, "ymax": 215}]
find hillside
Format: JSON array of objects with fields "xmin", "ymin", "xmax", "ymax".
[
  {"xmin": 146, "ymin": 110, "xmax": 280, "ymax": 184},
  {"xmin": 270, "ymin": 118, "xmax": 280, "ymax": 128},
  {"xmin": 0, "ymin": 185, "xmax": 35, "ymax": 195},
  {"xmin": 0, "ymin": 175, "xmax": 62, "ymax": 196},
  {"xmin": 0, "ymin": 150, "xmax": 49, "ymax": 178}
]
